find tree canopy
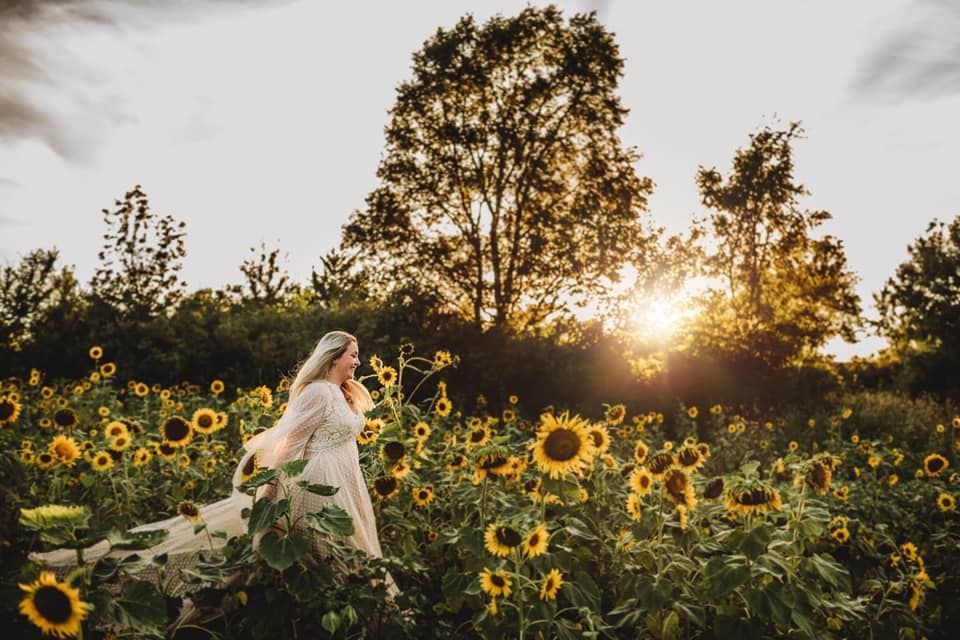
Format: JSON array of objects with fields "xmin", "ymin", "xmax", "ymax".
[{"xmin": 343, "ymin": 5, "xmax": 657, "ymax": 332}]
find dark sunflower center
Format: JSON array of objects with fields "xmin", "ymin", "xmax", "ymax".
[
  {"xmin": 678, "ymin": 448, "xmax": 700, "ymax": 467},
  {"xmin": 179, "ymin": 504, "xmax": 199, "ymax": 517},
  {"xmin": 38, "ymin": 453, "xmax": 53, "ymax": 464},
  {"xmin": 543, "ymin": 429, "xmax": 580, "ymax": 461},
  {"xmin": 34, "ymin": 585, "xmax": 72, "ymax": 623},
  {"xmin": 158, "ymin": 443, "xmax": 176, "ymax": 456},
  {"xmin": 491, "ymin": 575, "xmax": 505, "ymax": 588},
  {"xmin": 198, "ymin": 414, "xmax": 213, "ymax": 428},
  {"xmin": 163, "ymin": 418, "xmax": 190, "ymax": 441},
  {"xmin": 528, "ymin": 533, "xmax": 540, "ymax": 547},
  {"xmin": 545, "ymin": 577, "xmax": 555, "ymax": 590},
  {"xmin": 54, "ymin": 410, "xmax": 75, "ymax": 427},
  {"xmin": 384, "ymin": 442, "xmax": 405, "ymax": 461},
  {"xmin": 480, "ymin": 456, "xmax": 507, "ymax": 470},
  {"xmin": 451, "ymin": 454, "xmax": 464, "ymax": 466},
  {"xmin": 928, "ymin": 457, "xmax": 945, "ymax": 473},
  {"xmin": 589, "ymin": 432, "xmax": 603, "ymax": 448},
  {"xmin": 469, "ymin": 429, "xmax": 486, "ymax": 443},
  {"xmin": 242, "ymin": 456, "xmax": 257, "ymax": 476},
  {"xmin": 647, "ymin": 454, "xmax": 673, "ymax": 474},
  {"xmin": 524, "ymin": 479, "xmax": 539, "ymax": 493},
  {"xmin": 704, "ymin": 478, "xmax": 724, "ymax": 499},
  {"xmin": 639, "ymin": 475, "xmax": 651, "ymax": 489},
  {"xmin": 418, "ymin": 491, "xmax": 429, "ymax": 500},
  {"xmin": 0, "ymin": 401, "xmax": 13, "ymax": 419},
  {"xmin": 738, "ymin": 488, "xmax": 771, "ymax": 506},
  {"xmin": 375, "ymin": 477, "xmax": 398, "ymax": 495},
  {"xmin": 665, "ymin": 471, "xmax": 687, "ymax": 498},
  {"xmin": 496, "ymin": 527, "xmax": 522, "ymax": 547}
]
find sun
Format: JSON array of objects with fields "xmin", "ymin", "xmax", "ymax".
[{"xmin": 629, "ymin": 286, "xmax": 700, "ymax": 342}]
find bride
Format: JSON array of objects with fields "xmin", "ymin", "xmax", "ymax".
[{"xmin": 32, "ymin": 330, "xmax": 393, "ymax": 594}]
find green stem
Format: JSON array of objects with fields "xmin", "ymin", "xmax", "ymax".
[{"xmin": 515, "ymin": 552, "xmax": 525, "ymax": 640}]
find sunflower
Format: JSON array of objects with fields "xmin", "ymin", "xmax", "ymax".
[
  {"xmin": 447, "ymin": 452, "xmax": 468, "ymax": 471},
  {"xmin": 484, "ymin": 523, "xmax": 523, "ymax": 557},
  {"xmin": 587, "ymin": 424, "xmax": 612, "ymax": 454},
  {"xmin": 923, "ymin": 453, "xmax": 949, "ymax": 477},
  {"xmin": 133, "ymin": 382, "xmax": 149, "ymax": 397},
  {"xmin": 687, "ymin": 406, "xmax": 699, "ymax": 419},
  {"xmin": 605, "ymin": 404, "xmax": 626, "ymax": 426},
  {"xmin": 373, "ymin": 476, "xmax": 400, "ymax": 501},
  {"xmin": 20, "ymin": 450, "xmax": 36, "ymax": 464},
  {"xmin": 88, "ymin": 345, "xmax": 103, "ymax": 360},
  {"xmin": 36, "ymin": 452, "xmax": 56, "ymax": 468},
  {"xmin": 90, "ymin": 451, "xmax": 114, "ymax": 473},
  {"xmin": 48, "ymin": 436, "xmax": 80, "ymax": 467},
  {"xmin": 663, "ymin": 469, "xmax": 697, "ymax": 509},
  {"xmin": 466, "ymin": 425, "xmax": 490, "ymax": 448},
  {"xmin": 626, "ymin": 493, "xmax": 643, "ymax": 521},
  {"xmin": 18, "ymin": 571, "xmax": 90, "ymax": 638},
  {"xmin": 132, "ymin": 447, "xmax": 152, "ymax": 467},
  {"xmin": 103, "ymin": 421, "xmax": 128, "ymax": 440},
  {"xmin": 788, "ymin": 440, "xmax": 799, "ymax": 453},
  {"xmin": 646, "ymin": 453, "xmax": 674, "ymax": 478},
  {"xmin": 832, "ymin": 527, "xmax": 851, "ymax": 544},
  {"xmin": 479, "ymin": 568, "xmax": 512, "ymax": 598},
  {"xmin": 502, "ymin": 408, "xmax": 517, "ymax": 424},
  {"xmin": 703, "ymin": 477, "xmax": 725, "ymax": 501},
  {"xmin": 155, "ymin": 441, "xmax": 177, "ymax": 460},
  {"xmin": 523, "ymin": 523, "xmax": 549, "ymax": 558},
  {"xmin": 937, "ymin": 492, "xmax": 956, "ymax": 512},
  {"xmin": 0, "ymin": 396, "xmax": 22, "ymax": 425},
  {"xmin": 433, "ymin": 350, "xmax": 453, "ymax": 368},
  {"xmin": 413, "ymin": 421, "xmax": 432, "ymax": 440},
  {"xmin": 98, "ymin": 362, "xmax": 116, "ymax": 378},
  {"xmin": 381, "ymin": 441, "xmax": 406, "ymax": 462},
  {"xmin": 806, "ymin": 460, "xmax": 833, "ymax": 495},
  {"xmin": 391, "ymin": 459, "xmax": 411, "ymax": 480},
  {"xmin": 210, "ymin": 379, "xmax": 225, "ymax": 395},
  {"xmin": 177, "ymin": 501, "xmax": 202, "ymax": 523},
  {"xmin": 727, "ymin": 486, "xmax": 782, "ymax": 515},
  {"xmin": 192, "ymin": 408, "xmax": 219, "ymax": 435},
  {"xmin": 53, "ymin": 409, "xmax": 79, "ymax": 430},
  {"xmin": 633, "ymin": 441, "xmax": 649, "ymax": 464},
  {"xmin": 160, "ymin": 416, "xmax": 193, "ymax": 447},
  {"xmin": 412, "ymin": 486, "xmax": 434, "ymax": 507},
  {"xmin": 676, "ymin": 446, "xmax": 706, "ymax": 472},
  {"xmin": 628, "ymin": 468, "xmax": 654, "ymax": 496},
  {"xmin": 539, "ymin": 568, "xmax": 564, "ymax": 601},
  {"xmin": 531, "ymin": 412, "xmax": 595, "ymax": 479},
  {"xmin": 373, "ymin": 366, "xmax": 397, "ymax": 388},
  {"xmin": 434, "ymin": 397, "xmax": 452, "ymax": 418},
  {"xmin": 901, "ymin": 541, "xmax": 919, "ymax": 561}
]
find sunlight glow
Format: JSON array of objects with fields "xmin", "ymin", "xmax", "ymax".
[{"xmin": 629, "ymin": 288, "xmax": 700, "ymax": 343}]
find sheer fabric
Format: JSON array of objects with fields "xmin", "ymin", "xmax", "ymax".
[{"xmin": 31, "ymin": 380, "xmax": 388, "ymax": 579}]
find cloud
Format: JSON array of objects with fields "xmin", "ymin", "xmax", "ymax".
[
  {"xmin": 0, "ymin": 0, "xmax": 272, "ymax": 160},
  {"xmin": 852, "ymin": 0, "xmax": 960, "ymax": 101}
]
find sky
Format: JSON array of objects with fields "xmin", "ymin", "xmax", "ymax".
[{"xmin": 1, "ymin": 0, "xmax": 958, "ymax": 360}]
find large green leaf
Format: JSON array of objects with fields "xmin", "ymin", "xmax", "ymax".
[
  {"xmin": 281, "ymin": 459, "xmax": 309, "ymax": 477},
  {"xmin": 248, "ymin": 497, "xmax": 290, "ymax": 535},
  {"xmin": 258, "ymin": 531, "xmax": 309, "ymax": 571},
  {"xmin": 303, "ymin": 505, "xmax": 355, "ymax": 537},
  {"xmin": 106, "ymin": 528, "xmax": 169, "ymax": 551},
  {"xmin": 236, "ymin": 468, "xmax": 278, "ymax": 492},
  {"xmin": 91, "ymin": 579, "xmax": 166, "ymax": 637},
  {"xmin": 704, "ymin": 555, "xmax": 751, "ymax": 599},
  {"xmin": 297, "ymin": 482, "xmax": 340, "ymax": 496}
]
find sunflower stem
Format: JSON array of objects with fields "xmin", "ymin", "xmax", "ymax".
[
  {"xmin": 479, "ymin": 476, "xmax": 489, "ymax": 530},
  {"xmin": 514, "ymin": 552, "xmax": 525, "ymax": 640}
]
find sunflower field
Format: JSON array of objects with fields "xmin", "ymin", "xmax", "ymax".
[{"xmin": 1, "ymin": 345, "xmax": 958, "ymax": 639}]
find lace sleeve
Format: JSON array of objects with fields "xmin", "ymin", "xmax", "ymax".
[{"xmin": 274, "ymin": 383, "xmax": 334, "ymax": 465}]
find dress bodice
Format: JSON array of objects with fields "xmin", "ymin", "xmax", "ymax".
[{"xmin": 302, "ymin": 381, "xmax": 365, "ymax": 456}]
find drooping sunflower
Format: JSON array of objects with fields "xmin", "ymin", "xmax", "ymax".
[
  {"xmin": 52, "ymin": 409, "xmax": 79, "ymax": 430},
  {"xmin": 484, "ymin": 523, "xmax": 523, "ymax": 557},
  {"xmin": 479, "ymin": 568, "xmax": 512, "ymax": 598},
  {"xmin": 377, "ymin": 366, "xmax": 398, "ymax": 387},
  {"xmin": 48, "ymin": 436, "xmax": 80, "ymax": 467},
  {"xmin": 703, "ymin": 477, "xmax": 725, "ymax": 501},
  {"xmin": 923, "ymin": 453, "xmax": 949, "ymax": 477},
  {"xmin": 0, "ymin": 396, "xmax": 22, "ymax": 425},
  {"xmin": 434, "ymin": 397, "xmax": 452, "ymax": 418},
  {"xmin": 587, "ymin": 424, "xmax": 612, "ymax": 454},
  {"xmin": 160, "ymin": 416, "xmax": 193, "ymax": 447},
  {"xmin": 646, "ymin": 453, "xmax": 674, "ymax": 478},
  {"xmin": 523, "ymin": 523, "xmax": 549, "ymax": 558},
  {"xmin": 18, "ymin": 571, "xmax": 90, "ymax": 638},
  {"xmin": 663, "ymin": 469, "xmax": 697, "ymax": 509},
  {"xmin": 412, "ymin": 486, "xmax": 434, "ymax": 507},
  {"xmin": 605, "ymin": 404, "xmax": 626, "ymax": 426},
  {"xmin": 373, "ymin": 476, "xmax": 400, "ymax": 501},
  {"xmin": 192, "ymin": 408, "xmax": 219, "ymax": 435},
  {"xmin": 177, "ymin": 501, "xmax": 201, "ymax": 523},
  {"xmin": 539, "ymin": 568, "xmax": 564, "ymax": 601},
  {"xmin": 633, "ymin": 441, "xmax": 649, "ymax": 464},
  {"xmin": 626, "ymin": 493, "xmax": 643, "ymax": 521},
  {"xmin": 90, "ymin": 451, "xmax": 114, "ymax": 473},
  {"xmin": 676, "ymin": 445, "xmax": 706, "ymax": 472},
  {"xmin": 628, "ymin": 468, "xmax": 654, "ymax": 496},
  {"xmin": 937, "ymin": 492, "xmax": 956, "ymax": 512},
  {"xmin": 806, "ymin": 460, "xmax": 833, "ymax": 495},
  {"xmin": 132, "ymin": 447, "xmax": 152, "ymax": 467},
  {"xmin": 727, "ymin": 485, "xmax": 782, "ymax": 516},
  {"xmin": 531, "ymin": 411, "xmax": 595, "ymax": 479}
]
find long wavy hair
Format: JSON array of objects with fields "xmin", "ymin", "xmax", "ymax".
[{"xmin": 288, "ymin": 330, "xmax": 373, "ymax": 412}]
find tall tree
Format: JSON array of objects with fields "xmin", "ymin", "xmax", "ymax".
[
  {"xmin": 309, "ymin": 249, "xmax": 370, "ymax": 308},
  {"xmin": 343, "ymin": 6, "xmax": 657, "ymax": 332},
  {"xmin": 0, "ymin": 248, "xmax": 66, "ymax": 348},
  {"xmin": 875, "ymin": 215, "xmax": 960, "ymax": 395},
  {"xmin": 239, "ymin": 241, "xmax": 295, "ymax": 305},
  {"xmin": 90, "ymin": 185, "xmax": 187, "ymax": 321},
  {"xmin": 689, "ymin": 123, "xmax": 862, "ymax": 367}
]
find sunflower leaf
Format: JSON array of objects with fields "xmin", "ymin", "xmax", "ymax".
[
  {"xmin": 258, "ymin": 530, "xmax": 309, "ymax": 571},
  {"xmin": 248, "ymin": 498, "xmax": 290, "ymax": 535},
  {"xmin": 106, "ymin": 528, "xmax": 169, "ymax": 551},
  {"xmin": 281, "ymin": 459, "xmax": 309, "ymax": 477},
  {"xmin": 236, "ymin": 468, "xmax": 278, "ymax": 492},
  {"xmin": 304, "ymin": 505, "xmax": 355, "ymax": 537},
  {"xmin": 298, "ymin": 482, "xmax": 340, "ymax": 496}
]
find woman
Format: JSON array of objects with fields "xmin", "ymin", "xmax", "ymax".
[{"xmin": 32, "ymin": 331, "xmax": 392, "ymax": 592}]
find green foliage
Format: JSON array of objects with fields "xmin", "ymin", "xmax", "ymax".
[
  {"xmin": 343, "ymin": 5, "xmax": 657, "ymax": 331},
  {"xmin": 238, "ymin": 240, "xmax": 297, "ymax": 305},
  {"xmin": 0, "ymin": 248, "xmax": 68, "ymax": 348}
]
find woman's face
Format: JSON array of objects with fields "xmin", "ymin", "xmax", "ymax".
[{"xmin": 330, "ymin": 341, "xmax": 360, "ymax": 383}]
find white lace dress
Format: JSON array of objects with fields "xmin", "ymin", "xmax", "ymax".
[{"xmin": 286, "ymin": 380, "xmax": 385, "ymax": 560}]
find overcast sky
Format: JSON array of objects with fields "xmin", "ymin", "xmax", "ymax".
[{"xmin": 1, "ymin": 0, "xmax": 958, "ymax": 359}]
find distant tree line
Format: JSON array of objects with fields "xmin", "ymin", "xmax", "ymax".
[{"xmin": 1, "ymin": 6, "xmax": 957, "ymax": 410}]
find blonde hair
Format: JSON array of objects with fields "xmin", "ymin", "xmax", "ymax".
[{"xmin": 288, "ymin": 330, "xmax": 373, "ymax": 413}]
